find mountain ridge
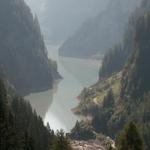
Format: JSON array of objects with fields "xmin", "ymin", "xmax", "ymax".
[
  {"xmin": 59, "ymin": 0, "xmax": 141, "ymax": 58},
  {"xmin": 0, "ymin": 0, "xmax": 61, "ymax": 96}
]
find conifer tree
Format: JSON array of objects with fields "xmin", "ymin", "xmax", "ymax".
[
  {"xmin": 116, "ymin": 122, "xmax": 144, "ymax": 150},
  {"xmin": 51, "ymin": 130, "xmax": 72, "ymax": 150}
]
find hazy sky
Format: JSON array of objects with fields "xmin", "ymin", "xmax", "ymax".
[{"xmin": 25, "ymin": 0, "xmax": 110, "ymax": 43}]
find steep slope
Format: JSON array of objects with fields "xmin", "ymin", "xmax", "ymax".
[
  {"xmin": 99, "ymin": 44, "xmax": 125, "ymax": 79},
  {"xmin": 0, "ymin": 0, "xmax": 60, "ymax": 96},
  {"xmin": 73, "ymin": 2, "xmax": 150, "ymax": 149},
  {"xmin": 59, "ymin": 0, "xmax": 141, "ymax": 58},
  {"xmin": 111, "ymin": 13, "xmax": 150, "ymax": 148},
  {"xmin": 121, "ymin": 7, "xmax": 150, "ymax": 99},
  {"xmin": 0, "ymin": 78, "xmax": 73, "ymax": 150},
  {"xmin": 99, "ymin": 0, "xmax": 150, "ymax": 79}
]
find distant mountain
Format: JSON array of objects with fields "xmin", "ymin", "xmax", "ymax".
[
  {"xmin": 25, "ymin": 0, "xmax": 110, "ymax": 43},
  {"xmin": 0, "ymin": 0, "xmax": 61, "ymax": 96},
  {"xmin": 99, "ymin": 0, "xmax": 150, "ymax": 79},
  {"xmin": 59, "ymin": 0, "xmax": 141, "ymax": 58},
  {"xmin": 99, "ymin": 10, "xmax": 140, "ymax": 79}
]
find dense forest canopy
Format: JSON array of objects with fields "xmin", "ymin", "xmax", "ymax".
[{"xmin": 0, "ymin": 78, "xmax": 71, "ymax": 150}]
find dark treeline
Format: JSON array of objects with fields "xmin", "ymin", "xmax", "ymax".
[
  {"xmin": 99, "ymin": 44, "xmax": 125, "ymax": 79},
  {"xmin": 99, "ymin": 0, "xmax": 150, "ymax": 79},
  {"xmin": 94, "ymin": 3, "xmax": 150, "ymax": 149},
  {"xmin": 116, "ymin": 122, "xmax": 144, "ymax": 150},
  {"xmin": 0, "ymin": 79, "xmax": 71, "ymax": 150}
]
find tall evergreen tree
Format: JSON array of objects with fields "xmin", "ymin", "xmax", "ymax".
[
  {"xmin": 0, "ymin": 79, "xmax": 18, "ymax": 150},
  {"xmin": 116, "ymin": 122, "xmax": 144, "ymax": 150},
  {"xmin": 51, "ymin": 130, "xmax": 72, "ymax": 150}
]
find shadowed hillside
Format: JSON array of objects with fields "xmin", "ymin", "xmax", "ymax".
[{"xmin": 0, "ymin": 0, "xmax": 61, "ymax": 96}]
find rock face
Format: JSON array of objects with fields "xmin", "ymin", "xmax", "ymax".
[
  {"xmin": 0, "ymin": 0, "xmax": 61, "ymax": 95},
  {"xmin": 59, "ymin": 0, "xmax": 141, "ymax": 58}
]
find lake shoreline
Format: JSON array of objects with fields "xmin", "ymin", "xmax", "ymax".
[{"xmin": 25, "ymin": 44, "xmax": 101, "ymax": 132}]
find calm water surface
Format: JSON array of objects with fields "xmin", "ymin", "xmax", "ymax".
[{"xmin": 25, "ymin": 44, "xmax": 101, "ymax": 132}]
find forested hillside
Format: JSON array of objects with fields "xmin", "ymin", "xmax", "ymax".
[
  {"xmin": 72, "ymin": 0, "xmax": 150, "ymax": 149},
  {"xmin": 99, "ymin": 0, "xmax": 150, "ymax": 79},
  {"xmin": 0, "ymin": 0, "xmax": 60, "ymax": 96},
  {"xmin": 59, "ymin": 0, "xmax": 141, "ymax": 58},
  {"xmin": 0, "ymin": 78, "xmax": 72, "ymax": 150}
]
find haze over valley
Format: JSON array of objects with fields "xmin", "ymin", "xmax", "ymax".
[
  {"xmin": 1, "ymin": 0, "xmax": 150, "ymax": 150},
  {"xmin": 25, "ymin": 0, "xmax": 110, "ymax": 43}
]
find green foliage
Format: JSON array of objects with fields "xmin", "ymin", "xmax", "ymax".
[
  {"xmin": 0, "ymin": 79, "xmax": 18, "ymax": 150},
  {"xmin": 11, "ymin": 96, "xmax": 55, "ymax": 150},
  {"xmin": 99, "ymin": 5, "xmax": 145, "ymax": 80},
  {"xmin": 116, "ymin": 122, "xmax": 144, "ymax": 150},
  {"xmin": 121, "ymin": 13, "xmax": 150, "ymax": 98},
  {"xmin": 99, "ymin": 0, "xmax": 150, "ymax": 80},
  {"xmin": 0, "ymin": 78, "xmax": 73, "ymax": 150},
  {"xmin": 92, "ymin": 89, "xmax": 115, "ymax": 135},
  {"xmin": 103, "ymin": 89, "xmax": 115, "ymax": 108},
  {"xmin": 51, "ymin": 130, "xmax": 72, "ymax": 150},
  {"xmin": 70, "ymin": 120, "xmax": 95, "ymax": 140},
  {"xmin": 99, "ymin": 11, "xmax": 150, "ymax": 148},
  {"xmin": 73, "ymin": 1, "xmax": 150, "ymax": 149},
  {"xmin": 99, "ymin": 44, "xmax": 125, "ymax": 79}
]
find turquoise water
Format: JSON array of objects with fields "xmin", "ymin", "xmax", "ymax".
[{"xmin": 25, "ymin": 44, "xmax": 101, "ymax": 132}]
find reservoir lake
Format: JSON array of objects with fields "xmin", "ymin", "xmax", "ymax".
[{"xmin": 25, "ymin": 44, "xmax": 101, "ymax": 132}]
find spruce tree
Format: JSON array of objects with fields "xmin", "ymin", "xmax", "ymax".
[
  {"xmin": 103, "ymin": 89, "xmax": 115, "ymax": 108},
  {"xmin": 116, "ymin": 122, "xmax": 144, "ymax": 150},
  {"xmin": 0, "ymin": 79, "xmax": 18, "ymax": 150},
  {"xmin": 51, "ymin": 130, "xmax": 72, "ymax": 150}
]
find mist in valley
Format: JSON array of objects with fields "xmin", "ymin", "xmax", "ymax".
[
  {"xmin": 25, "ymin": 0, "xmax": 110, "ymax": 43},
  {"xmin": 1, "ymin": 0, "xmax": 150, "ymax": 149}
]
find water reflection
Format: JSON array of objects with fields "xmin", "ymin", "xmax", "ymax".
[
  {"xmin": 25, "ymin": 44, "xmax": 100, "ymax": 132},
  {"xmin": 44, "ymin": 56, "xmax": 83, "ymax": 132},
  {"xmin": 25, "ymin": 80, "xmax": 59, "ymax": 118},
  {"xmin": 60, "ymin": 57, "xmax": 101, "ymax": 87}
]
